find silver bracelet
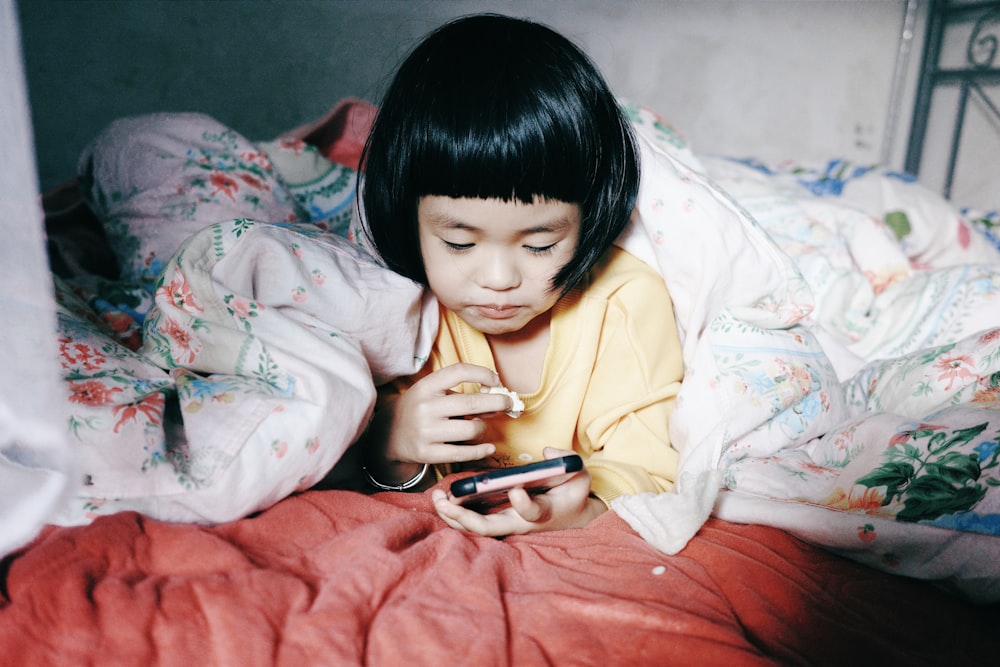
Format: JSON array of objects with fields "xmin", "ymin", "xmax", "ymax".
[{"xmin": 363, "ymin": 462, "xmax": 429, "ymax": 491}]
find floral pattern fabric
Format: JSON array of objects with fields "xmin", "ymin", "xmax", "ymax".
[
  {"xmin": 53, "ymin": 108, "xmax": 432, "ymax": 523},
  {"xmin": 616, "ymin": 139, "xmax": 1000, "ymax": 601},
  {"xmin": 78, "ymin": 112, "xmax": 307, "ymax": 291},
  {"xmin": 52, "ymin": 218, "xmax": 431, "ymax": 525}
]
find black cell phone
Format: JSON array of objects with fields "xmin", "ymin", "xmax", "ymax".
[{"xmin": 448, "ymin": 454, "xmax": 584, "ymax": 512}]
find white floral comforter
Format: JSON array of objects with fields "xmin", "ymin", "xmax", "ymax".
[
  {"xmin": 52, "ymin": 111, "xmax": 435, "ymax": 524},
  {"xmin": 614, "ymin": 112, "xmax": 1000, "ymax": 602},
  {"xmin": 46, "ymin": 106, "xmax": 1000, "ymax": 601}
]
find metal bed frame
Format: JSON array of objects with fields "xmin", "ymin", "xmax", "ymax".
[{"xmin": 906, "ymin": 0, "xmax": 1000, "ymax": 201}]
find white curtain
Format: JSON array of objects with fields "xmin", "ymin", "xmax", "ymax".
[{"xmin": 0, "ymin": 0, "xmax": 73, "ymax": 556}]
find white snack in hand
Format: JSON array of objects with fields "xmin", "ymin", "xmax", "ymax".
[{"xmin": 480, "ymin": 384, "xmax": 525, "ymax": 418}]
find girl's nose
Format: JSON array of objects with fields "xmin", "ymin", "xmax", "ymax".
[{"xmin": 476, "ymin": 251, "xmax": 521, "ymax": 291}]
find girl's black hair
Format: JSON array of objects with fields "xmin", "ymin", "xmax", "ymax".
[{"xmin": 360, "ymin": 13, "xmax": 640, "ymax": 292}]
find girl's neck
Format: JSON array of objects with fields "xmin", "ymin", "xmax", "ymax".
[{"xmin": 486, "ymin": 310, "xmax": 552, "ymax": 395}]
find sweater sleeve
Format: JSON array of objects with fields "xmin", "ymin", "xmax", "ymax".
[{"xmin": 577, "ymin": 262, "xmax": 684, "ymax": 505}]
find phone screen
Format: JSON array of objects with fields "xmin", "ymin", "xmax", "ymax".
[{"xmin": 449, "ymin": 454, "xmax": 583, "ymax": 512}]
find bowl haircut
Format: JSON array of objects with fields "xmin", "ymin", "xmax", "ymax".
[{"xmin": 361, "ymin": 13, "xmax": 641, "ymax": 293}]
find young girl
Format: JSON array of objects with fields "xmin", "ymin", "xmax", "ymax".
[{"xmin": 358, "ymin": 14, "xmax": 684, "ymax": 536}]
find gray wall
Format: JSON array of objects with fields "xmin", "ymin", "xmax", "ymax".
[{"xmin": 19, "ymin": 0, "xmax": 915, "ymax": 192}]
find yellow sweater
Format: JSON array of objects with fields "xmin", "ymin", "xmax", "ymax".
[{"xmin": 403, "ymin": 247, "xmax": 683, "ymax": 504}]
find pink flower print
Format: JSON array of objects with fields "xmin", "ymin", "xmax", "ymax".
[
  {"xmin": 863, "ymin": 267, "xmax": 906, "ymax": 295},
  {"xmin": 84, "ymin": 498, "xmax": 107, "ymax": 521},
  {"xmin": 238, "ymin": 172, "xmax": 270, "ymax": 192},
  {"xmin": 225, "ymin": 295, "xmax": 258, "ymax": 320},
  {"xmin": 59, "ymin": 337, "xmax": 108, "ymax": 371},
  {"xmin": 682, "ymin": 198, "xmax": 695, "ymax": 213},
  {"xmin": 888, "ymin": 430, "xmax": 912, "ymax": 448},
  {"xmin": 112, "ymin": 392, "xmax": 165, "ymax": 433},
  {"xmin": 68, "ymin": 379, "xmax": 123, "ymax": 406},
  {"xmin": 210, "ymin": 172, "xmax": 239, "ymax": 201},
  {"xmin": 291, "ymin": 243, "xmax": 304, "ymax": 258},
  {"xmin": 157, "ymin": 272, "xmax": 204, "ymax": 313},
  {"xmin": 978, "ymin": 329, "xmax": 1000, "ymax": 346},
  {"xmin": 292, "ymin": 286, "xmax": 308, "ymax": 303},
  {"xmin": 651, "ymin": 199, "xmax": 664, "ymax": 214},
  {"xmin": 891, "ymin": 422, "xmax": 946, "ymax": 449},
  {"xmin": 239, "ymin": 150, "xmax": 270, "ymax": 168},
  {"xmin": 272, "ymin": 440, "xmax": 288, "ymax": 458},
  {"xmin": 932, "ymin": 353, "xmax": 977, "ymax": 390},
  {"xmin": 230, "ymin": 297, "xmax": 251, "ymax": 319},
  {"xmin": 277, "ymin": 138, "xmax": 306, "ymax": 154},
  {"xmin": 788, "ymin": 364, "xmax": 812, "ymax": 394},
  {"xmin": 306, "ymin": 436, "xmax": 320, "ymax": 454},
  {"xmin": 311, "ymin": 269, "xmax": 326, "ymax": 285},
  {"xmin": 159, "ymin": 318, "xmax": 202, "ymax": 365},
  {"xmin": 957, "ymin": 218, "xmax": 971, "ymax": 248}
]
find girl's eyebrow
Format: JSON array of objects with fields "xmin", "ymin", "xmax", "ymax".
[
  {"xmin": 427, "ymin": 215, "xmax": 476, "ymax": 230},
  {"xmin": 521, "ymin": 218, "xmax": 574, "ymax": 235}
]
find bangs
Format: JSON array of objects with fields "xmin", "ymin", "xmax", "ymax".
[{"xmin": 408, "ymin": 88, "xmax": 597, "ymax": 205}]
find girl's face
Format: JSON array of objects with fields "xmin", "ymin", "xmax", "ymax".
[{"xmin": 417, "ymin": 196, "xmax": 581, "ymax": 337}]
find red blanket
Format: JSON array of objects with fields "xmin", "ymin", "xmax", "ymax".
[{"xmin": 2, "ymin": 482, "xmax": 997, "ymax": 665}]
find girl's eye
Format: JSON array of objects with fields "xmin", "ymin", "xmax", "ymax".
[
  {"xmin": 526, "ymin": 243, "xmax": 557, "ymax": 255},
  {"xmin": 443, "ymin": 241, "xmax": 474, "ymax": 252}
]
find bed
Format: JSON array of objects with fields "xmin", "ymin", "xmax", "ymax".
[{"xmin": 3, "ymin": 1, "xmax": 1000, "ymax": 665}]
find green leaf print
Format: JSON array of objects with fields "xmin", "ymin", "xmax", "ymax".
[
  {"xmin": 987, "ymin": 371, "xmax": 1000, "ymax": 390},
  {"xmin": 232, "ymin": 218, "xmax": 254, "ymax": 237},
  {"xmin": 856, "ymin": 422, "xmax": 997, "ymax": 523},
  {"xmin": 856, "ymin": 460, "xmax": 915, "ymax": 500},
  {"xmin": 884, "ymin": 210, "xmax": 912, "ymax": 241}
]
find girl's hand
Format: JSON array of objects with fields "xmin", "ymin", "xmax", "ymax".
[
  {"xmin": 432, "ymin": 448, "xmax": 607, "ymax": 535},
  {"xmin": 367, "ymin": 363, "xmax": 513, "ymax": 485}
]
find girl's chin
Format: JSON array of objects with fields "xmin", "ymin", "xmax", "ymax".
[
  {"xmin": 467, "ymin": 319, "xmax": 524, "ymax": 336},
  {"xmin": 458, "ymin": 311, "xmax": 530, "ymax": 336}
]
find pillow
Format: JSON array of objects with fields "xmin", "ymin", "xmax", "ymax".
[
  {"xmin": 257, "ymin": 138, "xmax": 358, "ymax": 237},
  {"xmin": 78, "ymin": 113, "xmax": 306, "ymax": 288}
]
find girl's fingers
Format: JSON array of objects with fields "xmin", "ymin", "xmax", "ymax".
[
  {"xmin": 507, "ymin": 487, "xmax": 551, "ymax": 523},
  {"xmin": 432, "ymin": 490, "xmax": 526, "ymax": 536},
  {"xmin": 417, "ymin": 362, "xmax": 502, "ymax": 394},
  {"xmin": 407, "ymin": 363, "xmax": 512, "ymax": 419},
  {"xmin": 422, "ymin": 442, "xmax": 496, "ymax": 465},
  {"xmin": 439, "ymin": 390, "xmax": 512, "ymax": 417}
]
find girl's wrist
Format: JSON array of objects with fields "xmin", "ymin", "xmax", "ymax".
[{"xmin": 363, "ymin": 459, "xmax": 429, "ymax": 491}]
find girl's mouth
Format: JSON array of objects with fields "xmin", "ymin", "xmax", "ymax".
[{"xmin": 476, "ymin": 304, "xmax": 519, "ymax": 320}]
